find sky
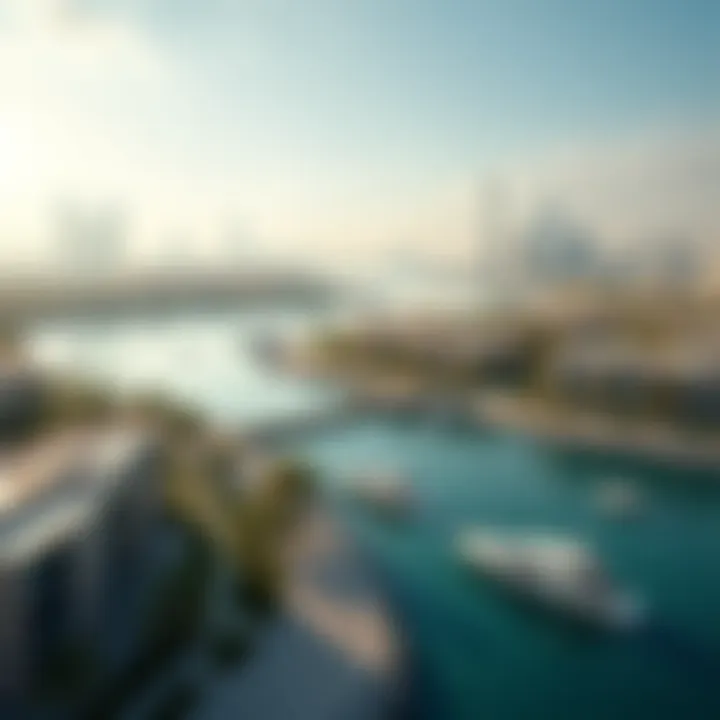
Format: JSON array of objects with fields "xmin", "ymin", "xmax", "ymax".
[{"xmin": 0, "ymin": 0, "xmax": 717, "ymax": 270}]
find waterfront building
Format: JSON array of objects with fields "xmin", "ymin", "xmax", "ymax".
[
  {"xmin": 664, "ymin": 352, "xmax": 720, "ymax": 427},
  {"xmin": 518, "ymin": 205, "xmax": 601, "ymax": 290},
  {"xmin": 55, "ymin": 205, "xmax": 129, "ymax": 276},
  {"xmin": 551, "ymin": 339, "xmax": 720, "ymax": 427},
  {"xmin": 0, "ymin": 427, "xmax": 167, "ymax": 706},
  {"xmin": 0, "ymin": 361, "xmax": 46, "ymax": 445}
]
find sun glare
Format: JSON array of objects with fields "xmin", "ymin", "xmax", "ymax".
[{"xmin": 0, "ymin": 118, "xmax": 36, "ymax": 190}]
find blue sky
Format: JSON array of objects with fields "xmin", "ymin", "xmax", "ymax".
[
  {"xmin": 128, "ymin": 0, "xmax": 719, "ymax": 155},
  {"xmin": 0, "ymin": 0, "xmax": 717, "ymax": 266}
]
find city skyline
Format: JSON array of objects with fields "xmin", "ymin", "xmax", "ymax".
[{"xmin": 0, "ymin": 0, "xmax": 717, "ymax": 270}]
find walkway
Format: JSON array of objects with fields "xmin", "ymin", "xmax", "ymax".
[
  {"xmin": 191, "ymin": 508, "xmax": 402, "ymax": 720},
  {"xmin": 120, "ymin": 553, "xmax": 250, "ymax": 720}
]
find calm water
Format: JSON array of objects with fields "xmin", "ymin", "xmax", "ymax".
[
  {"xmin": 29, "ymin": 309, "xmax": 720, "ymax": 720},
  {"xmin": 28, "ymin": 307, "xmax": 340, "ymax": 428},
  {"xmin": 289, "ymin": 420, "xmax": 720, "ymax": 720}
]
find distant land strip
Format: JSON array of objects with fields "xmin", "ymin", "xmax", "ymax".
[{"xmin": 0, "ymin": 269, "xmax": 337, "ymax": 321}]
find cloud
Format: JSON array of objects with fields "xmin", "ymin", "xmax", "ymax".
[
  {"xmin": 0, "ymin": 0, "xmax": 168, "ymax": 85},
  {"xmin": 0, "ymin": 4, "xmax": 715, "ymax": 274},
  {"xmin": 2, "ymin": 0, "xmax": 71, "ymax": 29},
  {"xmin": 0, "ymin": 0, "xmax": 173, "ymax": 229}
]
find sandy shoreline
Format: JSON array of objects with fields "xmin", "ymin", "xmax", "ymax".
[{"xmin": 478, "ymin": 393, "xmax": 720, "ymax": 473}]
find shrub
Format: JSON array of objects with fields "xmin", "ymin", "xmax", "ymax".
[{"xmin": 210, "ymin": 630, "xmax": 250, "ymax": 668}]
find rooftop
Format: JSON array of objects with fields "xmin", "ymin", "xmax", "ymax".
[
  {"xmin": 0, "ymin": 426, "xmax": 155, "ymax": 566},
  {"xmin": 0, "ymin": 431, "xmax": 89, "ymax": 513}
]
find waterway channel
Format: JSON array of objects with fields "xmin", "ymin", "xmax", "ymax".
[{"xmin": 29, "ymin": 306, "xmax": 720, "ymax": 720}]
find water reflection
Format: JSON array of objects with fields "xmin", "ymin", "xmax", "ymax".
[{"xmin": 290, "ymin": 419, "xmax": 720, "ymax": 719}]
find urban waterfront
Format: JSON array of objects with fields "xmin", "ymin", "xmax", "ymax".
[
  {"xmin": 29, "ymin": 308, "xmax": 720, "ymax": 720},
  {"xmin": 290, "ymin": 420, "xmax": 720, "ymax": 719},
  {"xmin": 7, "ymin": 1, "xmax": 718, "ymax": 715}
]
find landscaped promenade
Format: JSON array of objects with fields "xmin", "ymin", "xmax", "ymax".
[
  {"xmin": 478, "ymin": 392, "xmax": 720, "ymax": 472},
  {"xmin": 191, "ymin": 507, "xmax": 403, "ymax": 720}
]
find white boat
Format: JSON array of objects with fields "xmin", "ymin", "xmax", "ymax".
[
  {"xmin": 595, "ymin": 480, "xmax": 643, "ymax": 519},
  {"xmin": 350, "ymin": 471, "xmax": 413, "ymax": 517},
  {"xmin": 456, "ymin": 529, "xmax": 644, "ymax": 630}
]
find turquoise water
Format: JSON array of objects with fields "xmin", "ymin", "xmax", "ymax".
[
  {"xmin": 29, "ymin": 310, "xmax": 720, "ymax": 719},
  {"xmin": 289, "ymin": 420, "xmax": 720, "ymax": 720}
]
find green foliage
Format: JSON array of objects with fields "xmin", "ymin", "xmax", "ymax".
[
  {"xmin": 123, "ymin": 391, "xmax": 205, "ymax": 439},
  {"xmin": 210, "ymin": 629, "xmax": 250, "ymax": 668},
  {"xmin": 266, "ymin": 457, "xmax": 316, "ymax": 504},
  {"xmin": 233, "ymin": 505, "xmax": 283, "ymax": 616},
  {"xmin": 44, "ymin": 379, "xmax": 118, "ymax": 428},
  {"xmin": 0, "ymin": 320, "xmax": 19, "ymax": 347},
  {"xmin": 316, "ymin": 331, "xmax": 354, "ymax": 360},
  {"xmin": 36, "ymin": 639, "xmax": 100, "ymax": 704},
  {"xmin": 141, "ymin": 530, "xmax": 212, "ymax": 654},
  {"xmin": 229, "ymin": 456, "xmax": 317, "ymax": 616},
  {"xmin": 150, "ymin": 683, "xmax": 199, "ymax": 720}
]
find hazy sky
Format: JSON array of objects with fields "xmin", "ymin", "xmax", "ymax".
[{"xmin": 0, "ymin": 0, "xmax": 718, "ymax": 268}]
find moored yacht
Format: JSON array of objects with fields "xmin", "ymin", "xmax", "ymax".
[
  {"xmin": 456, "ymin": 528, "xmax": 644, "ymax": 630},
  {"xmin": 595, "ymin": 480, "xmax": 644, "ymax": 520}
]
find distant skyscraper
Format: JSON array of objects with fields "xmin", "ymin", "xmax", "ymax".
[
  {"xmin": 160, "ymin": 232, "xmax": 197, "ymax": 269},
  {"xmin": 651, "ymin": 235, "xmax": 699, "ymax": 286},
  {"xmin": 225, "ymin": 226, "xmax": 253, "ymax": 265},
  {"xmin": 477, "ymin": 178, "xmax": 515, "ymax": 306},
  {"xmin": 56, "ymin": 205, "xmax": 127, "ymax": 274},
  {"xmin": 520, "ymin": 203, "xmax": 599, "ymax": 286}
]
